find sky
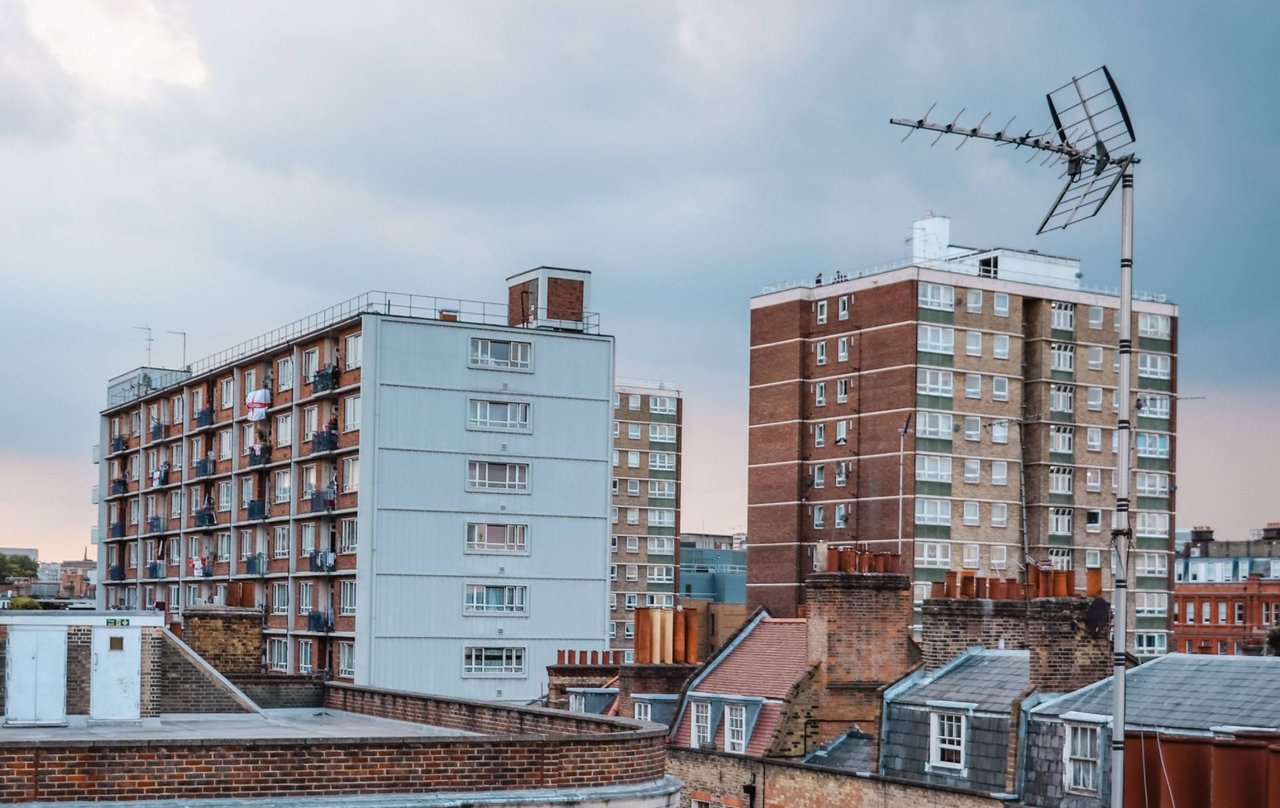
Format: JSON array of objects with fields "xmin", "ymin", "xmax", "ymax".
[{"xmin": 2, "ymin": 1, "xmax": 1278, "ymax": 562}]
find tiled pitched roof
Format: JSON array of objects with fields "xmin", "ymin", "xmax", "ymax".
[
  {"xmin": 894, "ymin": 650, "xmax": 1030, "ymax": 712},
  {"xmin": 697, "ymin": 618, "xmax": 809, "ymax": 699},
  {"xmin": 1033, "ymin": 653, "xmax": 1280, "ymax": 732}
]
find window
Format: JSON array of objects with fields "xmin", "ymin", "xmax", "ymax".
[
  {"xmin": 1050, "ymin": 426, "xmax": 1074, "ymax": 454},
  {"xmin": 835, "ymin": 420, "xmax": 848, "ymax": 445},
  {"xmin": 1138, "ymin": 312, "xmax": 1171, "ymax": 339},
  {"xmin": 811, "ymin": 464, "xmax": 826, "ymax": 489},
  {"xmin": 220, "ymin": 378, "xmax": 234, "ymax": 410},
  {"xmin": 463, "ymin": 646, "xmax": 526, "ymax": 676},
  {"xmin": 338, "ymin": 642, "xmax": 355, "ymax": 677},
  {"xmin": 650, "ymin": 396, "xmax": 677, "ymax": 414},
  {"xmin": 1136, "ymin": 552, "xmax": 1168, "ymax": 576},
  {"xmin": 217, "ymin": 481, "xmax": 232, "ymax": 512},
  {"xmin": 1050, "ymin": 466, "xmax": 1073, "ymax": 495},
  {"xmin": 724, "ymin": 704, "xmax": 747, "ymax": 754},
  {"xmin": 626, "ymin": 507, "xmax": 640, "ymax": 525},
  {"xmin": 468, "ymin": 461, "xmax": 528, "ymax": 492},
  {"xmin": 1050, "ymin": 508, "xmax": 1073, "ymax": 535},
  {"xmin": 692, "ymin": 701, "xmax": 712, "ymax": 747},
  {"xmin": 342, "ymin": 456, "xmax": 359, "ymax": 493},
  {"xmin": 1052, "ymin": 301, "xmax": 1075, "ymax": 331},
  {"xmin": 964, "ymin": 416, "xmax": 981, "ymax": 441},
  {"xmin": 813, "ymin": 505, "xmax": 825, "ymax": 529},
  {"xmin": 915, "ymin": 541, "xmax": 950, "ymax": 568},
  {"xmin": 990, "ymin": 421, "xmax": 1008, "ymax": 444},
  {"xmin": 965, "ymin": 331, "xmax": 982, "ymax": 357},
  {"xmin": 470, "ymin": 400, "xmax": 531, "ymax": 431},
  {"xmin": 626, "ymin": 450, "xmax": 640, "ymax": 468},
  {"xmin": 1140, "ymin": 393, "xmax": 1170, "ymax": 419},
  {"xmin": 814, "ymin": 423, "xmax": 825, "ymax": 448},
  {"xmin": 1085, "ymin": 468, "xmax": 1102, "ymax": 492},
  {"xmin": 628, "ymin": 422, "xmax": 642, "ymax": 440},
  {"xmin": 962, "ymin": 542, "xmax": 980, "ymax": 567},
  {"xmin": 1134, "ymin": 633, "xmax": 1167, "ymax": 656},
  {"xmin": 649, "ymin": 480, "xmax": 676, "ymax": 499},
  {"xmin": 273, "ymin": 526, "xmax": 290, "ymax": 558},
  {"xmin": 333, "ymin": 579, "xmax": 354, "ymax": 615},
  {"xmin": 1086, "ymin": 346, "xmax": 1104, "ymax": 371},
  {"xmin": 1138, "ymin": 353, "xmax": 1171, "ymax": 379},
  {"xmin": 916, "ymin": 498, "xmax": 950, "ymax": 526},
  {"xmin": 1085, "ymin": 427, "xmax": 1102, "ymax": 452},
  {"xmin": 1136, "ymin": 432, "xmax": 1170, "ymax": 458},
  {"xmin": 1050, "ymin": 385, "xmax": 1074, "ymax": 413},
  {"xmin": 1067, "ymin": 724, "xmax": 1101, "ymax": 794},
  {"xmin": 816, "ymin": 300, "xmax": 828, "ymax": 324},
  {"xmin": 918, "ymin": 325, "xmax": 954, "ymax": 355},
  {"xmin": 1135, "ymin": 512, "xmax": 1169, "ymax": 537},
  {"xmin": 838, "ymin": 296, "xmax": 850, "ymax": 320},
  {"xmin": 989, "ymin": 334, "xmax": 1009, "ymax": 361},
  {"xmin": 963, "ymin": 502, "xmax": 979, "ymax": 527},
  {"xmin": 274, "ymin": 469, "xmax": 291, "ymax": 503},
  {"xmin": 837, "ymin": 337, "xmax": 849, "ymax": 362},
  {"xmin": 470, "ymin": 337, "xmax": 531, "ymax": 370},
  {"xmin": 834, "ymin": 462, "xmax": 848, "ymax": 487},
  {"xmin": 1088, "ymin": 306, "xmax": 1105, "ymax": 329},
  {"xmin": 1236, "ymin": 602, "xmax": 1245, "ymax": 624},
  {"xmin": 991, "ymin": 503, "xmax": 1008, "ymax": 528},
  {"xmin": 268, "ymin": 638, "xmax": 288, "ymax": 671},
  {"xmin": 993, "ymin": 293, "xmax": 1009, "ymax": 316},
  {"xmin": 991, "ymin": 461, "xmax": 1008, "ymax": 486},
  {"xmin": 649, "ymin": 452, "xmax": 675, "ymax": 471},
  {"xmin": 833, "ymin": 378, "xmax": 848, "ymax": 404},
  {"xmin": 297, "ymin": 581, "xmax": 314, "ymax": 615},
  {"xmin": 648, "ymin": 536, "xmax": 675, "ymax": 555},
  {"xmin": 1051, "ymin": 343, "xmax": 1075, "ymax": 372},
  {"xmin": 992, "ymin": 376, "xmax": 1009, "ymax": 401},
  {"xmin": 299, "ymin": 522, "xmax": 316, "ymax": 555},
  {"xmin": 916, "ymin": 455, "xmax": 951, "ymax": 483},
  {"xmin": 648, "ymin": 565, "xmax": 675, "ymax": 584},
  {"xmin": 833, "ymin": 503, "xmax": 847, "ymax": 528},
  {"xmin": 345, "ymin": 333, "xmax": 362, "ymax": 370},
  {"xmin": 626, "ymin": 565, "xmax": 639, "ymax": 581},
  {"xmin": 816, "ymin": 341, "xmax": 827, "ymax": 365},
  {"xmin": 930, "ymin": 712, "xmax": 965, "ymax": 769},
  {"xmin": 649, "ymin": 508, "xmax": 675, "ymax": 527},
  {"xmin": 965, "ymin": 373, "xmax": 981, "ymax": 399},
  {"xmin": 917, "ymin": 411, "xmax": 953, "ymax": 439},
  {"xmin": 650, "ymin": 423, "xmax": 677, "ymax": 443},
  {"xmin": 918, "ymin": 282, "xmax": 954, "ymax": 311},
  {"xmin": 815, "ymin": 382, "xmax": 826, "ymax": 406},
  {"xmin": 628, "ymin": 394, "xmax": 641, "ymax": 411},
  {"xmin": 465, "ymin": 583, "xmax": 527, "ymax": 614},
  {"xmin": 917, "ymin": 369, "xmax": 953, "ymax": 397},
  {"xmin": 340, "ymin": 518, "xmax": 358, "ymax": 553},
  {"xmin": 272, "ymin": 582, "xmax": 289, "ymax": 614},
  {"xmin": 275, "ymin": 412, "xmax": 293, "ymax": 448},
  {"xmin": 626, "ymin": 478, "xmax": 640, "ymax": 497},
  {"xmin": 966, "ymin": 289, "xmax": 982, "ymax": 313},
  {"xmin": 1136, "ymin": 472, "xmax": 1169, "ymax": 497},
  {"xmin": 218, "ymin": 429, "xmax": 232, "ymax": 460},
  {"xmin": 963, "ymin": 459, "xmax": 980, "ymax": 484}
]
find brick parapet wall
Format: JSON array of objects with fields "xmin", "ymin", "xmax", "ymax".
[
  {"xmin": 159, "ymin": 633, "xmax": 252, "ymax": 714},
  {"xmin": 230, "ymin": 674, "xmax": 324, "ymax": 709},
  {"xmin": 181, "ymin": 606, "xmax": 264, "ymax": 676}
]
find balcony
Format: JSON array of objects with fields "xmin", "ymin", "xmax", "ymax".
[
  {"xmin": 108, "ymin": 521, "xmax": 125, "ymax": 539},
  {"xmin": 146, "ymin": 516, "xmax": 165, "ymax": 534},
  {"xmin": 195, "ymin": 407, "xmax": 214, "ymax": 428},
  {"xmin": 307, "ymin": 609, "xmax": 334, "ymax": 633},
  {"xmin": 110, "ymin": 478, "xmax": 128, "ymax": 496},
  {"xmin": 150, "ymin": 422, "xmax": 164, "ymax": 441},
  {"xmin": 312, "ymin": 366, "xmax": 340, "ymax": 393},
  {"xmin": 194, "ymin": 508, "xmax": 216, "ymax": 528},
  {"xmin": 111, "ymin": 435, "xmax": 126, "ymax": 453},
  {"xmin": 247, "ymin": 499, "xmax": 266, "ymax": 520},
  {"xmin": 149, "ymin": 466, "xmax": 170, "ymax": 487},
  {"xmin": 309, "ymin": 490, "xmax": 335, "ymax": 514},
  {"xmin": 108, "ymin": 565, "xmax": 125, "ymax": 582},
  {"xmin": 311, "ymin": 430, "xmax": 338, "ymax": 453},
  {"xmin": 146, "ymin": 561, "xmax": 164, "ymax": 579},
  {"xmin": 309, "ymin": 551, "xmax": 336, "ymax": 572},
  {"xmin": 200, "ymin": 563, "xmax": 214, "ymax": 578},
  {"xmin": 194, "ymin": 458, "xmax": 214, "ymax": 478},
  {"xmin": 248, "ymin": 445, "xmax": 272, "ymax": 467},
  {"xmin": 244, "ymin": 553, "xmax": 267, "ymax": 575}
]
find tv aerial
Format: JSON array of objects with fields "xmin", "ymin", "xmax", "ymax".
[{"xmin": 892, "ymin": 67, "xmax": 1140, "ymax": 808}]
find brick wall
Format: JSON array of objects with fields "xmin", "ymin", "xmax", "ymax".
[
  {"xmin": 546, "ymin": 276, "xmax": 584, "ymax": 321},
  {"xmin": 229, "ymin": 674, "xmax": 324, "ymax": 709},
  {"xmin": 667, "ymin": 746, "xmax": 1005, "ymax": 808},
  {"xmin": 159, "ymin": 633, "xmax": 252, "ymax": 714},
  {"xmin": 546, "ymin": 663, "xmax": 617, "ymax": 711},
  {"xmin": 65, "ymin": 627, "xmax": 90, "ymax": 715},
  {"xmin": 182, "ymin": 606, "xmax": 264, "ymax": 676},
  {"xmin": 507, "ymin": 278, "xmax": 537, "ymax": 326}
]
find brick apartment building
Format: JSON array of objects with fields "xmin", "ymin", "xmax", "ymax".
[
  {"xmin": 748, "ymin": 215, "xmax": 1178, "ymax": 655},
  {"xmin": 610, "ymin": 381, "xmax": 682, "ymax": 660},
  {"xmin": 95, "ymin": 267, "xmax": 614, "ymax": 701},
  {"xmin": 1173, "ymin": 523, "xmax": 1280, "ymax": 655}
]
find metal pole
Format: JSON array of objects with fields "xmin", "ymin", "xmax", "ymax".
[
  {"xmin": 897, "ymin": 413, "xmax": 912, "ymax": 556},
  {"xmin": 1110, "ymin": 163, "xmax": 1134, "ymax": 808}
]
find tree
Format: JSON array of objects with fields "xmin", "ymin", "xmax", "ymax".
[
  {"xmin": 0, "ymin": 553, "xmax": 37, "ymax": 581},
  {"xmin": 7, "ymin": 596, "xmax": 41, "ymax": 610}
]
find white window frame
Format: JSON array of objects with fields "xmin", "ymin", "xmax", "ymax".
[
  {"xmin": 930, "ymin": 712, "xmax": 966, "ymax": 770},
  {"xmin": 993, "ymin": 334, "xmax": 1010, "ymax": 360},
  {"xmin": 725, "ymin": 704, "xmax": 747, "ymax": 754},
  {"xmin": 917, "ymin": 325, "xmax": 954, "ymax": 355},
  {"xmin": 918, "ymin": 282, "xmax": 955, "ymax": 311},
  {"xmin": 469, "ymin": 337, "xmax": 532, "ymax": 370},
  {"xmin": 692, "ymin": 701, "xmax": 712, "ymax": 747},
  {"xmin": 1065, "ymin": 723, "xmax": 1101, "ymax": 794}
]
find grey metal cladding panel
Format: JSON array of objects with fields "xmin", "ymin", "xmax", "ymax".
[
  {"xmin": 1036, "ymin": 654, "xmax": 1280, "ymax": 731},
  {"xmin": 895, "ymin": 651, "xmax": 1030, "ymax": 712}
]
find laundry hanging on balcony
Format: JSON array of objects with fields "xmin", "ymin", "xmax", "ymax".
[{"xmin": 245, "ymin": 388, "xmax": 272, "ymax": 422}]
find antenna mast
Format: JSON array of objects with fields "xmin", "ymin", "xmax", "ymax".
[
  {"xmin": 892, "ymin": 65, "xmax": 1139, "ymax": 808},
  {"xmin": 133, "ymin": 325, "xmax": 154, "ymax": 367}
]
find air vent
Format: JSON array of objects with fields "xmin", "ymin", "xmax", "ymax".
[
  {"xmin": 497, "ymin": 628, "xmax": 504, "ymax": 635},
  {"xmin": 501, "ymin": 443, "xmax": 508, "ymax": 452},
  {"xmin": 499, "ymin": 566, "xmax": 505, "ymax": 575},
  {"xmin": 502, "ymin": 383, "xmax": 509, "ymax": 391},
  {"xmin": 500, "ymin": 504, "xmax": 507, "ymax": 511}
]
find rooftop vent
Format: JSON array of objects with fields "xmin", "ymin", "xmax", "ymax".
[
  {"xmin": 1191, "ymin": 526, "xmax": 1215, "ymax": 543},
  {"xmin": 1262, "ymin": 523, "xmax": 1280, "ymax": 541}
]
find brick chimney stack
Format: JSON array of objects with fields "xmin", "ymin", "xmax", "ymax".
[{"xmin": 506, "ymin": 267, "xmax": 591, "ymax": 329}]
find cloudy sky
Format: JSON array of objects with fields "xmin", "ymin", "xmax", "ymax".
[{"xmin": 3, "ymin": 1, "xmax": 1277, "ymax": 561}]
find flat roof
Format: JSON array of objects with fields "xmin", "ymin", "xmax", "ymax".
[{"xmin": 0, "ymin": 708, "xmax": 474, "ymax": 745}]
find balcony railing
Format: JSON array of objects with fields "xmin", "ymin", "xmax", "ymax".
[
  {"xmin": 149, "ymin": 466, "xmax": 170, "ymax": 487},
  {"xmin": 242, "ymin": 553, "xmax": 267, "ymax": 575},
  {"xmin": 195, "ymin": 408, "xmax": 214, "ymax": 427},
  {"xmin": 309, "ymin": 551, "xmax": 336, "ymax": 572},
  {"xmin": 146, "ymin": 516, "xmax": 165, "ymax": 534},
  {"xmin": 108, "ymin": 565, "xmax": 125, "ymax": 582},
  {"xmin": 194, "ymin": 458, "xmax": 214, "ymax": 477},
  {"xmin": 311, "ymin": 430, "xmax": 338, "ymax": 453},
  {"xmin": 309, "ymin": 490, "xmax": 335, "ymax": 513},
  {"xmin": 312, "ymin": 366, "xmax": 340, "ymax": 393},
  {"xmin": 108, "ymin": 522, "xmax": 125, "ymax": 538},
  {"xmin": 248, "ymin": 445, "xmax": 272, "ymax": 467},
  {"xmin": 111, "ymin": 435, "xmax": 126, "ymax": 453},
  {"xmin": 194, "ymin": 508, "xmax": 216, "ymax": 528},
  {"xmin": 307, "ymin": 609, "xmax": 334, "ymax": 633},
  {"xmin": 146, "ymin": 561, "xmax": 164, "ymax": 579},
  {"xmin": 200, "ymin": 563, "xmax": 214, "ymax": 577},
  {"xmin": 247, "ymin": 499, "xmax": 266, "ymax": 520},
  {"xmin": 110, "ymin": 478, "xmax": 128, "ymax": 496},
  {"xmin": 150, "ymin": 422, "xmax": 164, "ymax": 441}
]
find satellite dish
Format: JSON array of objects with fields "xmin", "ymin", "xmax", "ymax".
[{"xmin": 1084, "ymin": 597, "xmax": 1110, "ymax": 636}]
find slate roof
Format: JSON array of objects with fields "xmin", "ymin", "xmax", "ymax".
[
  {"xmin": 802, "ymin": 728, "xmax": 874, "ymax": 773},
  {"xmin": 697, "ymin": 618, "xmax": 809, "ymax": 699},
  {"xmin": 893, "ymin": 650, "xmax": 1029, "ymax": 712},
  {"xmin": 1032, "ymin": 653, "xmax": 1280, "ymax": 732}
]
